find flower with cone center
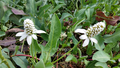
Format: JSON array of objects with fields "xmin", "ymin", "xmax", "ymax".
[
  {"xmin": 75, "ymin": 22, "xmax": 105, "ymax": 47},
  {"xmin": 16, "ymin": 19, "xmax": 46, "ymax": 45}
]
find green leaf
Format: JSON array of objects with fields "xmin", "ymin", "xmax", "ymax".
[
  {"xmin": 13, "ymin": 46, "xmax": 19, "ymax": 55},
  {"xmin": 30, "ymin": 39, "xmax": 41, "ymax": 56},
  {"xmin": 41, "ymin": 34, "xmax": 48, "ymax": 41},
  {"xmin": 85, "ymin": 7, "xmax": 94, "ymax": 21},
  {"xmin": 60, "ymin": 13, "xmax": 73, "ymax": 22},
  {"xmin": 95, "ymin": 35, "xmax": 105, "ymax": 50},
  {"xmin": 2, "ymin": 48, "xmax": 10, "ymax": 59},
  {"xmin": 0, "ymin": 62, "xmax": 8, "ymax": 68},
  {"xmin": 39, "ymin": 44, "xmax": 50, "ymax": 63},
  {"xmin": 95, "ymin": 62, "xmax": 109, "ymax": 68},
  {"xmin": 1, "ymin": 25, "xmax": 8, "ymax": 31},
  {"xmin": 78, "ymin": 56, "xmax": 88, "ymax": 61},
  {"xmin": 106, "ymin": 25, "xmax": 117, "ymax": 33},
  {"xmin": 65, "ymin": 54, "xmax": 77, "ymax": 63},
  {"xmin": 37, "ymin": 0, "xmax": 47, "ymax": 6},
  {"xmin": 112, "ymin": 54, "xmax": 120, "ymax": 60},
  {"xmin": 2, "ymin": 48, "xmax": 9, "ymax": 55},
  {"xmin": 79, "ymin": 0, "xmax": 86, "ymax": 8},
  {"xmin": 77, "ymin": 48, "xmax": 82, "ymax": 58},
  {"xmin": 86, "ymin": 42, "xmax": 93, "ymax": 55},
  {"xmin": 104, "ymin": 42, "xmax": 117, "ymax": 53},
  {"xmin": 1, "ymin": 9, "xmax": 12, "ymax": 23},
  {"xmin": 51, "ymin": 4, "xmax": 65, "ymax": 14},
  {"xmin": 105, "ymin": 3, "xmax": 111, "ymax": 12},
  {"xmin": 45, "ymin": 62, "xmax": 53, "ymax": 68},
  {"xmin": 0, "ymin": 1, "xmax": 4, "ymax": 22},
  {"xmin": 12, "ymin": 56, "xmax": 28, "ymax": 68},
  {"xmin": 75, "ymin": 8, "xmax": 86, "ymax": 20},
  {"xmin": 0, "ymin": 31, "xmax": 5, "ymax": 37},
  {"xmin": 12, "ymin": 51, "xmax": 28, "ymax": 68},
  {"xmin": 6, "ymin": 59, "xmax": 15, "ymax": 68},
  {"xmin": 71, "ymin": 18, "xmax": 85, "ymax": 31},
  {"xmin": 38, "ymin": 4, "xmax": 52, "ymax": 17},
  {"xmin": 70, "ymin": 35, "xmax": 78, "ymax": 54},
  {"xmin": 86, "ymin": 60, "xmax": 97, "ymax": 68},
  {"xmin": 71, "ymin": 34, "xmax": 78, "ymax": 45},
  {"xmin": 26, "ymin": 0, "xmax": 36, "ymax": 15},
  {"xmin": 45, "ymin": 14, "xmax": 61, "ymax": 56},
  {"xmin": 104, "ymin": 28, "xmax": 120, "ymax": 43},
  {"xmin": 92, "ymin": 51, "xmax": 110, "ymax": 62},
  {"xmin": 113, "ymin": 42, "xmax": 119, "ymax": 52},
  {"xmin": 9, "ymin": 14, "xmax": 23, "ymax": 25},
  {"xmin": 35, "ymin": 60, "xmax": 45, "ymax": 68},
  {"xmin": 36, "ymin": 1, "xmax": 42, "ymax": 7}
]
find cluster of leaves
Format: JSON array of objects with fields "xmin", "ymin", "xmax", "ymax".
[{"xmin": 0, "ymin": 0, "xmax": 120, "ymax": 68}]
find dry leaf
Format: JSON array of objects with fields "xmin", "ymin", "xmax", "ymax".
[
  {"xmin": 11, "ymin": 8, "xmax": 27, "ymax": 15},
  {"xmin": 96, "ymin": 11, "xmax": 107, "ymax": 21},
  {"xmin": 105, "ymin": 16, "xmax": 120, "ymax": 25},
  {"xmin": 8, "ymin": 44, "xmax": 16, "ymax": 51},
  {"xmin": 6, "ymin": 28, "xmax": 24, "ymax": 33},
  {"xmin": 0, "ymin": 37, "xmax": 16, "ymax": 46},
  {"xmin": 96, "ymin": 11, "xmax": 120, "ymax": 26},
  {"xmin": 8, "ymin": 45, "xmax": 29, "ymax": 51},
  {"xmin": 19, "ymin": 45, "xmax": 29, "ymax": 52}
]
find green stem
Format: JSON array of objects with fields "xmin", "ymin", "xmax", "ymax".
[
  {"xmin": 30, "ymin": 42, "xmax": 35, "ymax": 66},
  {"xmin": 80, "ymin": 0, "xmax": 83, "ymax": 8},
  {"xmin": 76, "ymin": 0, "xmax": 78, "ymax": 10},
  {"xmin": 51, "ymin": 0, "xmax": 54, "ymax": 6},
  {"xmin": 53, "ymin": 47, "xmax": 64, "ymax": 61},
  {"xmin": 53, "ymin": 37, "xmax": 69, "ymax": 61},
  {"xmin": 21, "ymin": 39, "xmax": 25, "ymax": 52},
  {"xmin": 34, "ymin": 46, "xmax": 38, "ymax": 62},
  {"xmin": 52, "ymin": 40, "xmax": 82, "ymax": 64}
]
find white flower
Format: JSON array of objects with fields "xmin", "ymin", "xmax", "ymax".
[
  {"xmin": 60, "ymin": 32, "xmax": 67, "ymax": 40},
  {"xmin": 75, "ymin": 22, "xmax": 105, "ymax": 47},
  {"xmin": 60, "ymin": 32, "xmax": 67, "ymax": 38},
  {"xmin": 16, "ymin": 19, "xmax": 46, "ymax": 45}
]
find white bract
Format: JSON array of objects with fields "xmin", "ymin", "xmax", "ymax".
[
  {"xmin": 75, "ymin": 22, "xmax": 105, "ymax": 47},
  {"xmin": 16, "ymin": 19, "xmax": 46, "ymax": 45}
]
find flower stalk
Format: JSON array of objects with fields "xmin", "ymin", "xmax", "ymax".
[
  {"xmin": 14, "ymin": 54, "xmax": 40, "ymax": 61},
  {"xmin": 21, "ymin": 39, "xmax": 25, "ymax": 52}
]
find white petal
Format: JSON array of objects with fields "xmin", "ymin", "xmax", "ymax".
[
  {"xmin": 16, "ymin": 32, "xmax": 25, "ymax": 36},
  {"xmin": 33, "ymin": 30, "xmax": 46, "ymax": 34},
  {"xmin": 79, "ymin": 35, "xmax": 88, "ymax": 39},
  {"xmin": 82, "ymin": 38, "xmax": 89, "ymax": 47},
  {"xmin": 75, "ymin": 29, "xmax": 86, "ymax": 33},
  {"xmin": 99, "ymin": 22, "xmax": 105, "ymax": 28},
  {"xmin": 27, "ymin": 36, "xmax": 32, "ymax": 45},
  {"xmin": 91, "ymin": 41, "xmax": 93, "ymax": 45},
  {"xmin": 90, "ymin": 38, "xmax": 98, "ymax": 44},
  {"xmin": 32, "ymin": 34, "xmax": 37, "ymax": 40},
  {"xmin": 19, "ymin": 33, "xmax": 27, "ymax": 41}
]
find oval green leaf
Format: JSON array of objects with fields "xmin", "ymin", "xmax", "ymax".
[
  {"xmin": 92, "ymin": 51, "xmax": 110, "ymax": 62},
  {"xmin": 65, "ymin": 54, "xmax": 77, "ymax": 63},
  {"xmin": 0, "ymin": 31, "xmax": 5, "ymax": 37}
]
